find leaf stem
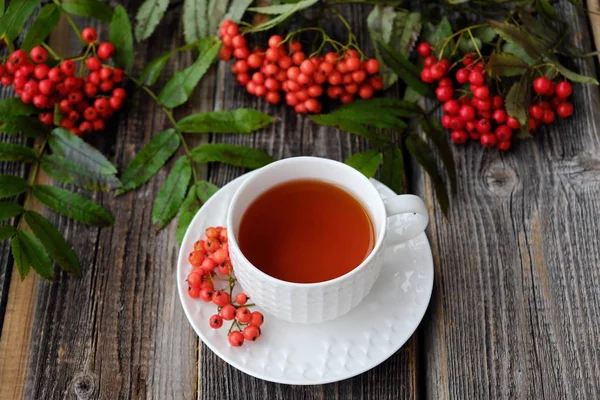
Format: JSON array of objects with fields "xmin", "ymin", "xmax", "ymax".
[
  {"xmin": 41, "ymin": 43, "xmax": 61, "ymax": 60},
  {"xmin": 54, "ymin": 0, "xmax": 85, "ymax": 44}
]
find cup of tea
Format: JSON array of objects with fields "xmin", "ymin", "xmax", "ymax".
[{"xmin": 227, "ymin": 157, "xmax": 428, "ymax": 324}]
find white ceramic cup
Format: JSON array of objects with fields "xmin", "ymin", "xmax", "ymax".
[{"xmin": 227, "ymin": 157, "xmax": 428, "ymax": 324}]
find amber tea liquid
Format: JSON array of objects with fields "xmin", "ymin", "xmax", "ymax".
[{"xmin": 238, "ymin": 179, "xmax": 375, "ymax": 283}]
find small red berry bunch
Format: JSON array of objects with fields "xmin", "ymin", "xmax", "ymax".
[
  {"xmin": 528, "ymin": 76, "xmax": 573, "ymax": 132},
  {"xmin": 186, "ymin": 226, "xmax": 264, "ymax": 347},
  {"xmin": 0, "ymin": 27, "xmax": 126, "ymax": 136},
  {"xmin": 218, "ymin": 20, "xmax": 383, "ymax": 114},
  {"xmin": 417, "ymin": 42, "xmax": 575, "ymax": 151}
]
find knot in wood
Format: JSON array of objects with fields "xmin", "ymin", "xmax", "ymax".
[
  {"xmin": 71, "ymin": 371, "xmax": 97, "ymax": 399},
  {"xmin": 482, "ymin": 160, "xmax": 518, "ymax": 196}
]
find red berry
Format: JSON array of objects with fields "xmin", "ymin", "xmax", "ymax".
[
  {"xmin": 88, "ymin": 71, "xmax": 101, "ymax": 85},
  {"xmin": 466, "ymin": 120, "xmax": 478, "ymax": 132},
  {"xmin": 417, "ymin": 42, "xmax": 432, "ymax": 57},
  {"xmin": 243, "ymin": 325, "xmax": 261, "ymax": 341},
  {"xmin": 364, "ymin": 59, "xmax": 379, "ymax": 74},
  {"xmin": 48, "ymin": 67, "xmax": 64, "ymax": 82},
  {"xmin": 219, "ymin": 46, "xmax": 232, "ymax": 61},
  {"xmin": 451, "ymin": 131, "xmax": 468, "ymax": 144},
  {"xmin": 61, "ymin": 118, "xmax": 75, "ymax": 129},
  {"xmin": 68, "ymin": 110, "xmax": 80, "ymax": 122},
  {"xmin": 556, "ymin": 102, "xmax": 573, "ymax": 118},
  {"xmin": 492, "ymin": 109, "xmax": 507, "ymax": 124},
  {"xmin": 268, "ymin": 34, "xmax": 283, "ymax": 48},
  {"xmin": 38, "ymin": 79, "xmax": 54, "ymax": 95},
  {"xmin": 533, "ymin": 76, "xmax": 552, "ymax": 95},
  {"xmin": 299, "ymin": 60, "xmax": 315, "ymax": 75},
  {"xmin": 231, "ymin": 35, "xmax": 247, "ymax": 49},
  {"xmin": 219, "ymin": 304, "xmax": 236, "ymax": 321},
  {"xmin": 492, "ymin": 95, "xmax": 503, "ymax": 110},
  {"xmin": 340, "ymin": 93, "xmax": 354, "ymax": 104},
  {"xmin": 112, "ymin": 68, "xmax": 123, "ymax": 82},
  {"xmin": 473, "ymin": 86, "xmax": 490, "ymax": 100},
  {"xmin": 212, "ymin": 290, "xmax": 230, "ymax": 307},
  {"xmin": 92, "ymin": 118, "xmax": 105, "ymax": 131},
  {"xmin": 265, "ymin": 91, "xmax": 281, "ymax": 104},
  {"xmin": 438, "ymin": 77, "xmax": 452, "ymax": 87},
  {"xmin": 82, "ymin": 27, "xmax": 97, "ymax": 43},
  {"xmin": 468, "ymin": 71, "xmax": 484, "ymax": 86},
  {"xmin": 462, "ymin": 55, "xmax": 475, "ymax": 67},
  {"xmin": 23, "ymin": 80, "xmax": 39, "ymax": 95},
  {"xmin": 480, "ymin": 133, "xmax": 498, "ymax": 148},
  {"xmin": 29, "ymin": 46, "xmax": 48, "ymax": 63},
  {"xmin": 307, "ymin": 84, "xmax": 323, "ymax": 98},
  {"xmin": 10, "ymin": 50, "xmax": 28, "ymax": 66},
  {"xmin": 345, "ymin": 57, "xmax": 361, "ymax": 72},
  {"xmin": 477, "ymin": 119, "xmax": 492, "ymax": 134},
  {"xmin": 436, "ymin": 86, "xmax": 454, "ymax": 102},
  {"xmin": 459, "ymin": 105, "xmax": 476, "ymax": 121},
  {"xmin": 254, "ymin": 85, "xmax": 267, "ymax": 97},
  {"xmin": 209, "ymin": 314, "xmax": 223, "ymax": 329},
  {"xmin": 449, "ymin": 116, "xmax": 465, "ymax": 131},
  {"xmin": 430, "ymin": 64, "xmax": 445, "ymax": 80},
  {"xmin": 33, "ymin": 64, "xmax": 49, "ymax": 80},
  {"xmin": 423, "ymin": 55, "xmax": 437, "ymax": 68},
  {"xmin": 292, "ymin": 52, "xmax": 306, "ymax": 66},
  {"xmin": 199, "ymin": 287, "xmax": 214, "ymax": 302},
  {"xmin": 304, "ymin": 98, "xmax": 320, "ymax": 113},
  {"xmin": 472, "ymin": 98, "xmax": 491, "ymax": 111},
  {"xmin": 443, "ymin": 100, "xmax": 460, "ymax": 115},
  {"xmin": 235, "ymin": 293, "xmax": 248, "ymax": 305},
  {"xmin": 59, "ymin": 99, "xmax": 72, "ymax": 113},
  {"xmin": 495, "ymin": 125, "xmax": 512, "ymax": 141},
  {"xmin": 542, "ymin": 109, "xmax": 555, "ymax": 124},
  {"xmin": 97, "ymin": 42, "xmax": 115, "ymax": 60},
  {"xmin": 32, "ymin": 94, "xmax": 48, "ymax": 109},
  {"xmin": 351, "ymin": 70, "xmax": 366, "ymax": 84},
  {"xmin": 370, "ymin": 76, "xmax": 383, "ymax": 90},
  {"xmin": 455, "ymin": 68, "xmax": 469, "ymax": 84},
  {"xmin": 233, "ymin": 47, "xmax": 250, "ymax": 60},
  {"xmin": 250, "ymin": 311, "xmax": 264, "ymax": 327},
  {"xmin": 79, "ymin": 121, "xmax": 93, "ymax": 133},
  {"xmin": 441, "ymin": 114, "xmax": 452, "ymax": 129},
  {"xmin": 498, "ymin": 140, "xmax": 511, "ymax": 152},
  {"xmin": 529, "ymin": 104, "xmax": 544, "ymax": 120},
  {"xmin": 84, "ymin": 107, "xmax": 98, "ymax": 121},
  {"xmin": 285, "ymin": 92, "xmax": 298, "ymax": 106},
  {"xmin": 64, "ymin": 76, "xmax": 80, "ymax": 91},
  {"xmin": 297, "ymin": 73, "xmax": 312, "ymax": 86},
  {"xmin": 188, "ymin": 287, "xmax": 201, "ymax": 298},
  {"xmin": 264, "ymin": 77, "xmax": 279, "ymax": 92},
  {"xmin": 358, "ymin": 84, "xmax": 374, "ymax": 99},
  {"xmin": 507, "ymin": 117, "xmax": 520, "ymax": 129},
  {"xmin": 99, "ymin": 67, "xmax": 113, "ymax": 81},
  {"xmin": 100, "ymin": 80, "xmax": 114, "ymax": 92},
  {"xmin": 555, "ymin": 81, "xmax": 572, "ymax": 99},
  {"xmin": 235, "ymin": 307, "xmax": 252, "ymax": 323},
  {"xmin": 94, "ymin": 97, "xmax": 110, "ymax": 112},
  {"xmin": 39, "ymin": 112, "xmax": 53, "ymax": 125},
  {"xmin": 84, "ymin": 83, "xmax": 98, "ymax": 97},
  {"xmin": 420, "ymin": 68, "xmax": 434, "ymax": 83},
  {"xmin": 539, "ymin": 100, "xmax": 551, "ymax": 109},
  {"xmin": 60, "ymin": 60, "xmax": 77, "ymax": 76},
  {"xmin": 228, "ymin": 331, "xmax": 244, "ymax": 347},
  {"xmin": 247, "ymin": 53, "xmax": 263, "ymax": 69},
  {"xmin": 14, "ymin": 76, "xmax": 27, "ymax": 90}
]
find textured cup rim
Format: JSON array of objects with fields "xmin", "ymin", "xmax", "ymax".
[{"xmin": 226, "ymin": 156, "xmax": 388, "ymax": 288}]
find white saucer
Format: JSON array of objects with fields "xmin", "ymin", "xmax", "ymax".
[{"xmin": 177, "ymin": 171, "xmax": 434, "ymax": 385}]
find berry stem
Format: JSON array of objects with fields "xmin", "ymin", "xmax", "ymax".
[{"xmin": 40, "ymin": 43, "xmax": 61, "ymax": 60}]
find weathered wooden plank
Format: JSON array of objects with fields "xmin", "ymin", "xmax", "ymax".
[{"xmin": 418, "ymin": 5, "xmax": 600, "ymax": 400}]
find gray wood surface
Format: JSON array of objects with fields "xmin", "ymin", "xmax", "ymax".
[{"xmin": 0, "ymin": 1, "xmax": 599, "ymax": 400}]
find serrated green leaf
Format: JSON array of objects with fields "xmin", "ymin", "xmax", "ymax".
[
  {"xmin": 376, "ymin": 40, "xmax": 434, "ymax": 97},
  {"xmin": 48, "ymin": 128, "xmax": 118, "ymax": 175},
  {"xmin": 135, "ymin": 0, "xmax": 169, "ymax": 42},
  {"xmin": 177, "ymin": 184, "xmax": 201, "ymax": 244},
  {"xmin": 139, "ymin": 52, "xmax": 172, "ymax": 86},
  {"xmin": 505, "ymin": 72, "xmax": 533, "ymax": 139},
  {"xmin": 11, "ymin": 233, "xmax": 31, "ymax": 279},
  {"xmin": 380, "ymin": 148, "xmax": 405, "ymax": 194},
  {"xmin": 502, "ymin": 42, "xmax": 537, "ymax": 65},
  {"xmin": 177, "ymin": 109, "xmax": 274, "ymax": 133},
  {"xmin": 40, "ymin": 154, "xmax": 121, "ymax": 191},
  {"xmin": 406, "ymin": 135, "xmax": 449, "ymax": 215},
  {"xmin": 0, "ymin": 142, "xmax": 37, "ymax": 162},
  {"xmin": 488, "ymin": 20, "xmax": 544, "ymax": 62},
  {"xmin": 344, "ymin": 150, "xmax": 382, "ymax": 178},
  {"xmin": 152, "ymin": 156, "xmax": 192, "ymax": 230},
  {"xmin": 16, "ymin": 230, "xmax": 54, "ymax": 281},
  {"xmin": 0, "ymin": 202, "xmax": 23, "ymax": 221},
  {"xmin": 207, "ymin": 0, "xmax": 229, "ymax": 35},
  {"xmin": 0, "ymin": 0, "xmax": 42, "ymax": 41},
  {"xmin": 420, "ymin": 118, "xmax": 456, "ymax": 191},
  {"xmin": 0, "ymin": 116, "xmax": 48, "ymax": 138},
  {"xmin": 158, "ymin": 41, "xmax": 220, "ymax": 108},
  {"xmin": 486, "ymin": 52, "xmax": 528, "ymax": 77},
  {"xmin": 196, "ymin": 180, "xmax": 219, "ymax": 202},
  {"xmin": 554, "ymin": 62, "xmax": 599, "ymax": 84},
  {"xmin": 0, "ymin": 225, "xmax": 16, "ymax": 241},
  {"xmin": 183, "ymin": 0, "xmax": 208, "ymax": 44},
  {"xmin": 61, "ymin": 0, "xmax": 114, "ymax": 22},
  {"xmin": 190, "ymin": 143, "xmax": 273, "ymax": 169},
  {"xmin": 424, "ymin": 17, "xmax": 453, "ymax": 53},
  {"xmin": 24, "ymin": 210, "xmax": 80, "ymax": 274},
  {"xmin": 32, "ymin": 185, "xmax": 113, "ymax": 226},
  {"xmin": 118, "ymin": 129, "xmax": 181, "ymax": 194},
  {"xmin": 21, "ymin": 4, "xmax": 61, "ymax": 52},
  {"xmin": 110, "ymin": 5, "xmax": 134, "ymax": 70},
  {"xmin": 0, "ymin": 175, "xmax": 29, "ymax": 198},
  {"xmin": 246, "ymin": 0, "xmax": 319, "ymax": 32},
  {"xmin": 223, "ymin": 0, "xmax": 253, "ymax": 21}
]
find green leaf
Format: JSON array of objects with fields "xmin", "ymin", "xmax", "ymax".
[
  {"xmin": 135, "ymin": 0, "xmax": 169, "ymax": 42},
  {"xmin": 207, "ymin": 0, "xmax": 229, "ymax": 35},
  {"xmin": 11, "ymin": 233, "xmax": 30, "ymax": 279},
  {"xmin": 380, "ymin": 148, "xmax": 405, "ymax": 194},
  {"xmin": 554, "ymin": 62, "xmax": 599, "ymax": 84},
  {"xmin": 32, "ymin": 185, "xmax": 114, "ymax": 226},
  {"xmin": 0, "ymin": 202, "xmax": 23, "ymax": 221},
  {"xmin": 424, "ymin": 17, "xmax": 453, "ymax": 52},
  {"xmin": 139, "ymin": 52, "xmax": 172, "ymax": 86},
  {"xmin": 118, "ymin": 129, "xmax": 181, "ymax": 194},
  {"xmin": 458, "ymin": 37, "xmax": 481, "ymax": 54},
  {"xmin": 40, "ymin": 154, "xmax": 121, "ymax": 191},
  {"xmin": 110, "ymin": 5, "xmax": 134, "ymax": 70},
  {"xmin": 0, "ymin": 142, "xmax": 37, "ymax": 162},
  {"xmin": 183, "ymin": 0, "xmax": 208, "ymax": 44},
  {"xmin": 376, "ymin": 40, "xmax": 434, "ymax": 97},
  {"xmin": 24, "ymin": 210, "xmax": 80, "ymax": 273},
  {"xmin": 0, "ymin": 175, "xmax": 29, "ymax": 198},
  {"xmin": 420, "ymin": 118, "xmax": 456, "ymax": 191},
  {"xmin": 406, "ymin": 135, "xmax": 449, "ymax": 215},
  {"xmin": 502, "ymin": 42, "xmax": 537, "ymax": 65},
  {"xmin": 190, "ymin": 143, "xmax": 273, "ymax": 169},
  {"xmin": 473, "ymin": 25, "xmax": 496, "ymax": 43},
  {"xmin": 196, "ymin": 180, "xmax": 219, "ymax": 202},
  {"xmin": 177, "ymin": 185, "xmax": 201, "ymax": 244},
  {"xmin": 177, "ymin": 109, "xmax": 274, "ymax": 133},
  {"xmin": 61, "ymin": 0, "xmax": 114, "ymax": 22},
  {"xmin": 488, "ymin": 20, "xmax": 544, "ymax": 62},
  {"xmin": 0, "ymin": 116, "xmax": 48, "ymax": 138},
  {"xmin": 505, "ymin": 72, "xmax": 533, "ymax": 138},
  {"xmin": 246, "ymin": 0, "xmax": 319, "ymax": 32},
  {"xmin": 15, "ymin": 230, "xmax": 54, "ymax": 281},
  {"xmin": 48, "ymin": 128, "xmax": 118, "ymax": 175},
  {"xmin": 536, "ymin": 0, "xmax": 558, "ymax": 21},
  {"xmin": 486, "ymin": 52, "xmax": 528, "ymax": 77},
  {"xmin": 223, "ymin": 0, "xmax": 253, "ymax": 21},
  {"xmin": 0, "ymin": 98, "xmax": 37, "ymax": 117},
  {"xmin": 158, "ymin": 40, "xmax": 220, "ymax": 108},
  {"xmin": 344, "ymin": 150, "xmax": 382, "ymax": 178},
  {"xmin": 0, "ymin": 0, "xmax": 42, "ymax": 41},
  {"xmin": 0, "ymin": 225, "xmax": 16, "ymax": 241},
  {"xmin": 152, "ymin": 156, "xmax": 192, "ymax": 230},
  {"xmin": 21, "ymin": 4, "xmax": 61, "ymax": 52}
]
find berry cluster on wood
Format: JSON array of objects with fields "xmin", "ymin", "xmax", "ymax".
[
  {"xmin": 417, "ymin": 42, "xmax": 574, "ymax": 151},
  {"xmin": 219, "ymin": 20, "xmax": 383, "ymax": 114},
  {"xmin": 0, "ymin": 27, "xmax": 126, "ymax": 136},
  {"xmin": 187, "ymin": 226, "xmax": 264, "ymax": 347}
]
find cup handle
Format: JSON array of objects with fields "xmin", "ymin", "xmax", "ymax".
[{"xmin": 383, "ymin": 194, "xmax": 429, "ymax": 246}]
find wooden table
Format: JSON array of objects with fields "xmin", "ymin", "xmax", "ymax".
[{"xmin": 1, "ymin": 3, "xmax": 600, "ymax": 399}]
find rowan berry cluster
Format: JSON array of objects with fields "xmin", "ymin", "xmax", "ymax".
[
  {"xmin": 218, "ymin": 20, "xmax": 383, "ymax": 114},
  {"xmin": 186, "ymin": 226, "xmax": 263, "ymax": 347},
  {"xmin": 417, "ymin": 42, "xmax": 574, "ymax": 151},
  {"xmin": 0, "ymin": 27, "xmax": 126, "ymax": 136}
]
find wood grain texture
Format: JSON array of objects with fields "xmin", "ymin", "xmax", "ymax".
[{"xmin": 418, "ymin": 4, "xmax": 600, "ymax": 400}]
